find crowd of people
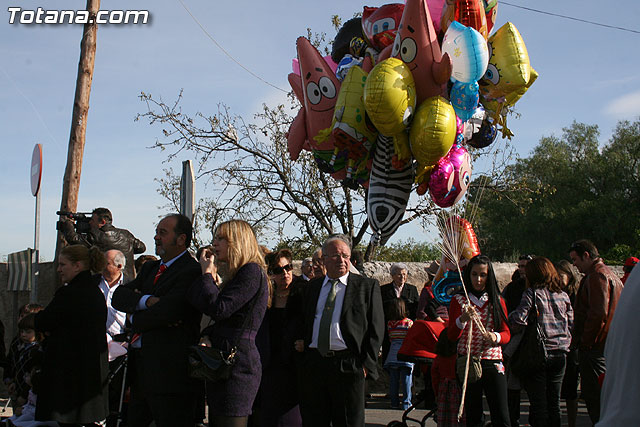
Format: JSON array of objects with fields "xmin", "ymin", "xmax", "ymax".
[{"xmin": 0, "ymin": 207, "xmax": 637, "ymax": 427}]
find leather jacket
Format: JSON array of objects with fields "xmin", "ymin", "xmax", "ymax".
[
  {"xmin": 572, "ymin": 259, "xmax": 623, "ymax": 352},
  {"xmin": 61, "ymin": 221, "xmax": 146, "ymax": 281}
]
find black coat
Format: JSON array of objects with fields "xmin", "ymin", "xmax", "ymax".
[
  {"xmin": 60, "ymin": 221, "xmax": 146, "ymax": 281},
  {"xmin": 300, "ymin": 273, "xmax": 385, "ymax": 380},
  {"xmin": 111, "ymin": 252, "xmax": 202, "ymax": 394},
  {"xmin": 34, "ymin": 270, "xmax": 109, "ymax": 424},
  {"xmin": 380, "ymin": 282, "xmax": 420, "ymax": 320}
]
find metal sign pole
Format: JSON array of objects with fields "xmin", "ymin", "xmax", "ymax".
[
  {"xmin": 180, "ymin": 160, "xmax": 195, "ymax": 222},
  {"xmin": 32, "ymin": 190, "xmax": 40, "ymax": 303},
  {"xmin": 31, "ymin": 143, "xmax": 43, "ymax": 303}
]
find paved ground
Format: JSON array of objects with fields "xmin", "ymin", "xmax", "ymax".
[{"xmin": 364, "ymin": 393, "xmax": 594, "ymax": 426}]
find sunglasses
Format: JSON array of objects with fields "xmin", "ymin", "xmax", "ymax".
[{"xmin": 272, "ymin": 264, "xmax": 293, "ymax": 275}]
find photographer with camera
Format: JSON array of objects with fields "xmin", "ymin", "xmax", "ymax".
[{"xmin": 58, "ymin": 207, "xmax": 146, "ymax": 281}]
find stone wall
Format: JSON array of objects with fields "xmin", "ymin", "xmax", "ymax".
[{"xmin": 293, "ymin": 260, "xmax": 524, "ymax": 293}]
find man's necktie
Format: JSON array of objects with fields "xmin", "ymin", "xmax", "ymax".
[
  {"xmin": 317, "ymin": 279, "xmax": 339, "ymax": 356},
  {"xmin": 154, "ymin": 264, "xmax": 167, "ymax": 285},
  {"xmin": 131, "ymin": 264, "xmax": 168, "ymax": 345}
]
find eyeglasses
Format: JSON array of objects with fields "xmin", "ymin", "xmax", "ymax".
[
  {"xmin": 324, "ymin": 253, "xmax": 350, "ymax": 261},
  {"xmin": 272, "ymin": 264, "xmax": 293, "ymax": 275}
]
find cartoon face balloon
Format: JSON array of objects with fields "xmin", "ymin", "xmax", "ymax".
[
  {"xmin": 428, "ymin": 144, "xmax": 472, "ymax": 207},
  {"xmin": 441, "ymin": 21, "xmax": 489, "ymax": 83},
  {"xmin": 362, "ymin": 4, "xmax": 404, "ymax": 51},
  {"xmin": 289, "ymin": 37, "xmax": 341, "ymax": 151},
  {"xmin": 392, "ymin": 0, "xmax": 452, "ymax": 104},
  {"xmin": 479, "ymin": 22, "xmax": 537, "ymax": 107},
  {"xmin": 483, "ymin": 0, "xmax": 498, "ymax": 34}
]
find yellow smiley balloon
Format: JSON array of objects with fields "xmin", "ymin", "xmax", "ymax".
[{"xmin": 480, "ymin": 22, "xmax": 537, "ymax": 106}]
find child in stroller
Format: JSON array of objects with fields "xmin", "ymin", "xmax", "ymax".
[{"xmin": 387, "ymin": 319, "xmax": 447, "ymax": 427}]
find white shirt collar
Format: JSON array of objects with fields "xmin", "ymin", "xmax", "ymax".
[
  {"xmin": 162, "ymin": 250, "xmax": 187, "ymax": 268},
  {"xmin": 323, "ymin": 272, "xmax": 349, "ymax": 287}
]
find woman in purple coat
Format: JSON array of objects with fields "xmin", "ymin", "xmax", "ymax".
[{"xmin": 187, "ymin": 220, "xmax": 269, "ymax": 427}]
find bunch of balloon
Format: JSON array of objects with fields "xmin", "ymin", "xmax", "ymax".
[{"xmin": 283, "ymin": 0, "xmax": 538, "ymax": 249}]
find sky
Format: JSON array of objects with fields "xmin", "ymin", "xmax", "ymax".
[{"xmin": 2, "ymin": 0, "xmax": 639, "ymax": 262}]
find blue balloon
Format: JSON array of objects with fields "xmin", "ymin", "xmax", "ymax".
[
  {"xmin": 450, "ymin": 81, "xmax": 479, "ymax": 122},
  {"xmin": 432, "ymin": 271, "xmax": 463, "ymax": 306},
  {"xmin": 442, "ymin": 21, "xmax": 489, "ymax": 84}
]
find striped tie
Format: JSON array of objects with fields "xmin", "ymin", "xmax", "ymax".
[
  {"xmin": 317, "ymin": 279, "xmax": 339, "ymax": 356},
  {"xmin": 154, "ymin": 264, "xmax": 167, "ymax": 285}
]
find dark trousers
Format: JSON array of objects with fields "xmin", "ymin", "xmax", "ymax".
[
  {"xmin": 300, "ymin": 350, "xmax": 365, "ymax": 427},
  {"xmin": 578, "ymin": 348, "xmax": 606, "ymax": 424},
  {"xmin": 127, "ymin": 349, "xmax": 196, "ymax": 427},
  {"xmin": 465, "ymin": 359, "xmax": 511, "ymax": 427},
  {"xmin": 522, "ymin": 352, "xmax": 566, "ymax": 427}
]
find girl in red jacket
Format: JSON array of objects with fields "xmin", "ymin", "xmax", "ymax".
[{"xmin": 448, "ymin": 255, "xmax": 511, "ymax": 427}]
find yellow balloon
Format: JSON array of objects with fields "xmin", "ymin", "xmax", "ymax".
[
  {"xmin": 409, "ymin": 96, "xmax": 457, "ymax": 184},
  {"xmin": 364, "ymin": 57, "xmax": 416, "ymax": 162},
  {"xmin": 331, "ymin": 66, "xmax": 378, "ymax": 151},
  {"xmin": 480, "ymin": 22, "xmax": 537, "ymax": 106}
]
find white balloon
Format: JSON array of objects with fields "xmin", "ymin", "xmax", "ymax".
[{"xmin": 442, "ymin": 21, "xmax": 489, "ymax": 83}]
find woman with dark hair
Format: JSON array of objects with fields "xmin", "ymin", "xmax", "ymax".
[
  {"xmin": 35, "ymin": 244, "xmax": 109, "ymax": 427},
  {"xmin": 554, "ymin": 259, "xmax": 580, "ymax": 427},
  {"xmin": 448, "ymin": 254, "xmax": 511, "ymax": 427},
  {"xmin": 254, "ymin": 248, "xmax": 303, "ymax": 426},
  {"xmin": 509, "ymin": 257, "xmax": 573, "ymax": 427},
  {"xmin": 187, "ymin": 220, "xmax": 269, "ymax": 427}
]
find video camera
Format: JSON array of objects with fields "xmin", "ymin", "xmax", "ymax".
[{"xmin": 56, "ymin": 211, "xmax": 93, "ymax": 234}]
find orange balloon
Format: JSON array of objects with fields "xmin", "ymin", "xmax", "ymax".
[
  {"xmin": 445, "ymin": 215, "xmax": 481, "ymax": 259},
  {"xmin": 454, "ymin": 0, "xmax": 488, "ymax": 39}
]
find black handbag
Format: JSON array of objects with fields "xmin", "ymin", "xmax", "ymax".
[
  {"xmin": 187, "ymin": 273, "xmax": 264, "ymax": 382},
  {"xmin": 511, "ymin": 290, "xmax": 548, "ymax": 378},
  {"xmin": 187, "ymin": 345, "xmax": 236, "ymax": 382}
]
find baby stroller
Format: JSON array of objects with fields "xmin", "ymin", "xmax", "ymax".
[
  {"xmin": 386, "ymin": 320, "xmax": 447, "ymax": 427},
  {"xmin": 107, "ymin": 331, "xmax": 132, "ymax": 427}
]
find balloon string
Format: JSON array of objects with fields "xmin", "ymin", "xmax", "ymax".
[{"xmin": 458, "ymin": 319, "xmax": 472, "ymax": 420}]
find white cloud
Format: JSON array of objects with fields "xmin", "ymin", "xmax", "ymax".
[{"xmin": 603, "ymin": 90, "xmax": 640, "ymax": 118}]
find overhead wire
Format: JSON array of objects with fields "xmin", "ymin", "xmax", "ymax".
[
  {"xmin": 176, "ymin": 0, "xmax": 289, "ymax": 93},
  {"xmin": 501, "ymin": 1, "xmax": 640, "ymax": 34}
]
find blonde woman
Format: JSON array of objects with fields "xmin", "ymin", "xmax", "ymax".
[{"xmin": 187, "ymin": 220, "xmax": 268, "ymax": 427}]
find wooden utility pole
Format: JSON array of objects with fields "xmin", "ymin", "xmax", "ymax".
[{"xmin": 54, "ymin": 0, "xmax": 101, "ymax": 261}]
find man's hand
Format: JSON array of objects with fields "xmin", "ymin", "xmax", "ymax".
[
  {"xmin": 294, "ymin": 339, "xmax": 305, "ymax": 353},
  {"xmin": 200, "ymin": 335, "xmax": 212, "ymax": 347},
  {"xmin": 146, "ymin": 296, "xmax": 160, "ymax": 307},
  {"xmin": 363, "ymin": 367, "xmax": 368, "ymax": 378}
]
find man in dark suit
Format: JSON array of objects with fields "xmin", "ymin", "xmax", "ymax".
[
  {"xmin": 379, "ymin": 263, "xmax": 419, "ymax": 364},
  {"xmin": 112, "ymin": 214, "xmax": 201, "ymax": 427},
  {"xmin": 380, "ymin": 263, "xmax": 420, "ymax": 319},
  {"xmin": 295, "ymin": 235, "xmax": 384, "ymax": 427}
]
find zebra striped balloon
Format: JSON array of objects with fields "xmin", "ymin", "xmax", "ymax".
[{"xmin": 367, "ymin": 134, "xmax": 414, "ymax": 247}]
